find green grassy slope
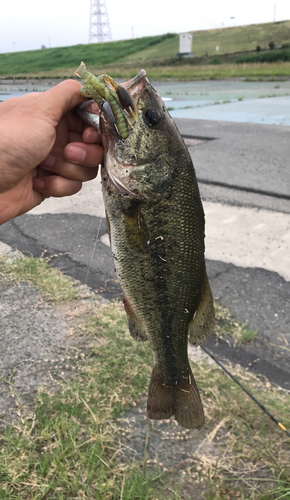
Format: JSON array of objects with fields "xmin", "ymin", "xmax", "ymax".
[
  {"xmin": 119, "ymin": 20, "xmax": 290, "ymax": 62},
  {"xmin": 0, "ymin": 33, "xmax": 175, "ymax": 75},
  {"xmin": 188, "ymin": 20, "xmax": 290, "ymax": 57},
  {"xmin": 118, "ymin": 35, "xmax": 179, "ymax": 63}
]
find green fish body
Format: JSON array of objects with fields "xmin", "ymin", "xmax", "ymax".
[{"xmin": 75, "ymin": 67, "xmax": 215, "ymax": 429}]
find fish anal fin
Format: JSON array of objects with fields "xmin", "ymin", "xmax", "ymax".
[
  {"xmin": 147, "ymin": 366, "xmax": 205, "ymax": 429},
  {"xmin": 189, "ymin": 270, "xmax": 215, "ymax": 346},
  {"xmin": 123, "ymin": 294, "xmax": 148, "ymax": 342}
]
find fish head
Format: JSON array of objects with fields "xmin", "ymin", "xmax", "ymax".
[
  {"xmin": 101, "ymin": 70, "xmax": 181, "ymax": 201},
  {"xmin": 74, "ymin": 64, "xmax": 186, "ymax": 200}
]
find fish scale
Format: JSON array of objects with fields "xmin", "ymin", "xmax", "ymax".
[{"xmin": 103, "ymin": 152, "xmax": 205, "ymax": 382}]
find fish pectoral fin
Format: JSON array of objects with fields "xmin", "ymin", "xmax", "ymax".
[
  {"xmin": 188, "ymin": 270, "xmax": 215, "ymax": 346},
  {"xmin": 123, "ymin": 294, "xmax": 148, "ymax": 342},
  {"xmin": 147, "ymin": 366, "xmax": 204, "ymax": 429}
]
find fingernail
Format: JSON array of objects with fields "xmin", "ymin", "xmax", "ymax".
[
  {"xmin": 66, "ymin": 145, "xmax": 86, "ymax": 162},
  {"xmin": 40, "ymin": 154, "xmax": 56, "ymax": 168}
]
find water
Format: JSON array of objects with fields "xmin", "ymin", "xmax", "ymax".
[
  {"xmin": 1, "ymin": 80, "xmax": 290, "ymax": 126},
  {"xmin": 165, "ymin": 95, "xmax": 290, "ymax": 126},
  {"xmin": 153, "ymin": 80, "xmax": 290, "ymax": 126}
]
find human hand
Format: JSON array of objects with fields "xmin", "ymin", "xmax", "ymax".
[{"xmin": 0, "ymin": 80, "xmax": 103, "ymax": 225}]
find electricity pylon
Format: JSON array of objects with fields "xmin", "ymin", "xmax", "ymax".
[{"xmin": 89, "ymin": 0, "xmax": 112, "ymax": 43}]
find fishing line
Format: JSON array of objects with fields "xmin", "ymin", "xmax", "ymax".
[
  {"xmin": 84, "ymin": 208, "xmax": 103, "ymax": 285},
  {"xmin": 201, "ymin": 345, "xmax": 290, "ymax": 438}
]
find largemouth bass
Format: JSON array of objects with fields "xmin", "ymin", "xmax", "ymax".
[{"xmin": 74, "ymin": 64, "xmax": 215, "ymax": 429}]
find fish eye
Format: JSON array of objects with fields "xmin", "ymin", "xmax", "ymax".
[{"xmin": 144, "ymin": 108, "xmax": 162, "ymax": 128}]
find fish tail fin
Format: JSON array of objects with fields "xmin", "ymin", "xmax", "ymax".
[
  {"xmin": 174, "ymin": 370, "xmax": 205, "ymax": 429},
  {"xmin": 147, "ymin": 367, "xmax": 175, "ymax": 421},
  {"xmin": 147, "ymin": 366, "xmax": 204, "ymax": 429}
]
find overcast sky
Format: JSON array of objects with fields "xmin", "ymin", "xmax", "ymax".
[{"xmin": 0, "ymin": 0, "xmax": 289, "ymax": 53}]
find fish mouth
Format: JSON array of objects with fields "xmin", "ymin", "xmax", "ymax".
[
  {"xmin": 123, "ymin": 69, "xmax": 148, "ymax": 97},
  {"xmin": 101, "ymin": 69, "xmax": 148, "ymax": 138},
  {"xmin": 74, "ymin": 69, "xmax": 148, "ymax": 141},
  {"xmin": 100, "ymin": 70, "xmax": 150, "ymax": 198}
]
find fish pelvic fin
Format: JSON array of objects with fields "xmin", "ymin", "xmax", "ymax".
[
  {"xmin": 189, "ymin": 270, "xmax": 215, "ymax": 346},
  {"xmin": 123, "ymin": 294, "xmax": 148, "ymax": 342},
  {"xmin": 147, "ymin": 366, "xmax": 205, "ymax": 429}
]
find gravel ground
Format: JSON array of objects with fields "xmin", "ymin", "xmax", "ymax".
[{"xmin": 0, "ymin": 244, "xmax": 97, "ymax": 425}]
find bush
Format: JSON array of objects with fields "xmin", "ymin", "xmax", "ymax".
[
  {"xmin": 236, "ymin": 49, "xmax": 290, "ymax": 63},
  {"xmin": 210, "ymin": 56, "xmax": 221, "ymax": 65},
  {"xmin": 256, "ymin": 45, "xmax": 261, "ymax": 52},
  {"xmin": 268, "ymin": 41, "xmax": 275, "ymax": 50}
]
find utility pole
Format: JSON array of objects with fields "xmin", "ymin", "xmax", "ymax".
[
  {"xmin": 89, "ymin": 0, "xmax": 112, "ymax": 43},
  {"xmin": 273, "ymin": 4, "xmax": 276, "ymax": 22}
]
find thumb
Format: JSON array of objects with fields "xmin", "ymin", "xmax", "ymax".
[{"xmin": 38, "ymin": 79, "xmax": 86, "ymax": 124}]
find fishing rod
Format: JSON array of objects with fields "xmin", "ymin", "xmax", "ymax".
[{"xmin": 201, "ymin": 345, "xmax": 290, "ymax": 438}]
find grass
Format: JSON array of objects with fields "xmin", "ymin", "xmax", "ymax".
[
  {"xmin": 0, "ymin": 33, "xmax": 175, "ymax": 75},
  {"xmin": 1, "ymin": 60, "xmax": 290, "ymax": 83},
  {"xmin": 0, "ymin": 298, "xmax": 162, "ymax": 499},
  {"xmin": 215, "ymin": 302, "xmax": 257, "ymax": 344},
  {"xmin": 186, "ymin": 20, "xmax": 290, "ymax": 57},
  {"xmin": 236, "ymin": 48, "xmax": 290, "ymax": 63},
  {"xmin": 0, "ymin": 255, "xmax": 78, "ymax": 302},
  {"xmin": 0, "ymin": 257, "xmax": 289, "ymax": 498}
]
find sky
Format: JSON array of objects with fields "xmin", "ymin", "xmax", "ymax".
[{"xmin": 0, "ymin": 0, "xmax": 289, "ymax": 53}]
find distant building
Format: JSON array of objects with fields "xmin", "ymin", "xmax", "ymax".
[
  {"xmin": 175, "ymin": 33, "xmax": 193, "ymax": 57},
  {"xmin": 41, "ymin": 45, "xmax": 46, "ymax": 49}
]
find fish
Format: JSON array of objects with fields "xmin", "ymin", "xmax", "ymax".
[{"xmin": 74, "ymin": 63, "xmax": 215, "ymax": 429}]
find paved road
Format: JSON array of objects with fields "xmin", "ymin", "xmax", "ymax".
[
  {"xmin": 0, "ymin": 86, "xmax": 289, "ymax": 391},
  {"xmin": 174, "ymin": 118, "xmax": 290, "ymax": 199}
]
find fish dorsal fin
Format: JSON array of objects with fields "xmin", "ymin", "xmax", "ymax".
[
  {"xmin": 123, "ymin": 294, "xmax": 148, "ymax": 342},
  {"xmin": 188, "ymin": 270, "xmax": 215, "ymax": 346}
]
